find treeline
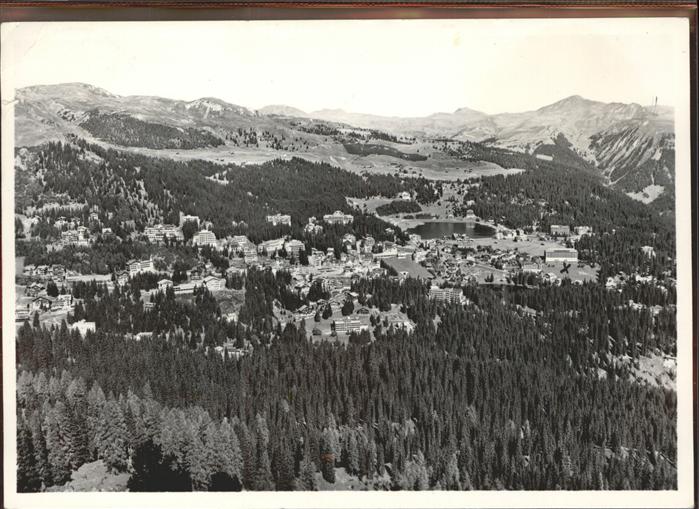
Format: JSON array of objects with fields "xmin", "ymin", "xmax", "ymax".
[{"xmin": 80, "ymin": 111, "xmax": 224, "ymax": 149}]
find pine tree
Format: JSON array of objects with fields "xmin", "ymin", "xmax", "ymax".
[
  {"xmin": 236, "ymin": 422, "xmax": 256, "ymax": 490},
  {"xmin": 128, "ymin": 439, "xmax": 192, "ymax": 492},
  {"xmin": 320, "ymin": 429, "xmax": 336, "ymax": 483},
  {"xmin": 96, "ymin": 399, "xmax": 128, "ymax": 472},
  {"xmin": 275, "ymin": 438, "xmax": 296, "ymax": 491},
  {"xmin": 33, "ymin": 371, "xmax": 49, "ymax": 406},
  {"xmin": 17, "ymin": 371, "xmax": 38, "ymax": 411},
  {"xmin": 184, "ymin": 420, "xmax": 210, "ymax": 490},
  {"xmin": 85, "ymin": 381, "xmax": 107, "ymax": 458},
  {"xmin": 208, "ymin": 419, "xmax": 243, "ymax": 490},
  {"xmin": 43, "ymin": 403, "xmax": 72, "ymax": 486},
  {"xmin": 442, "ymin": 451, "xmax": 461, "ymax": 490},
  {"xmin": 65, "ymin": 378, "xmax": 90, "ymax": 469},
  {"xmin": 29, "ymin": 409, "xmax": 51, "ymax": 487},
  {"xmin": 253, "ymin": 432, "xmax": 274, "ymax": 490},
  {"xmin": 17, "ymin": 415, "xmax": 42, "ymax": 492},
  {"xmin": 347, "ymin": 432, "xmax": 360, "ymax": 476},
  {"xmin": 297, "ymin": 453, "xmax": 318, "ymax": 491}
]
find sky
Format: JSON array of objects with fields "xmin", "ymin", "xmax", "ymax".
[{"xmin": 0, "ymin": 18, "xmax": 688, "ymax": 116}]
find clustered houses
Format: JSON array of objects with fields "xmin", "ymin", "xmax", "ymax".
[
  {"xmin": 144, "ymin": 224, "xmax": 184, "ymax": 243},
  {"xmin": 60, "ymin": 226, "xmax": 91, "ymax": 247},
  {"xmin": 494, "ymin": 228, "xmax": 529, "ymax": 241},
  {"xmin": 16, "ymin": 288, "xmax": 77, "ymax": 322},
  {"xmin": 17, "ymin": 200, "xmax": 601, "ymax": 340},
  {"xmin": 23, "ymin": 264, "xmax": 66, "ymax": 281},
  {"xmin": 266, "ymin": 213, "xmax": 291, "ymax": 226},
  {"xmin": 323, "ymin": 210, "xmax": 353, "ymax": 226},
  {"xmin": 549, "ymin": 224, "xmax": 592, "ymax": 238}
]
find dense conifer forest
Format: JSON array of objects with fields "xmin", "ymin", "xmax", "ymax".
[
  {"xmin": 375, "ymin": 200, "xmax": 422, "ymax": 216},
  {"xmin": 16, "ymin": 273, "xmax": 677, "ymax": 492},
  {"xmin": 79, "ymin": 111, "xmax": 225, "ymax": 149}
]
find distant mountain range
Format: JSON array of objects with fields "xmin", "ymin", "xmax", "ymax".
[{"xmin": 14, "ymin": 83, "xmax": 674, "ymax": 205}]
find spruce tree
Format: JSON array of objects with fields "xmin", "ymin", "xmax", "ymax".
[
  {"xmin": 29, "ymin": 410, "xmax": 51, "ymax": 488},
  {"xmin": 347, "ymin": 432, "xmax": 360, "ymax": 475},
  {"xmin": 320, "ymin": 429, "xmax": 336, "ymax": 483},
  {"xmin": 215, "ymin": 419, "xmax": 243, "ymax": 486},
  {"xmin": 184, "ymin": 421, "xmax": 210, "ymax": 491},
  {"xmin": 297, "ymin": 453, "xmax": 318, "ymax": 491},
  {"xmin": 96, "ymin": 399, "xmax": 129, "ymax": 472},
  {"xmin": 17, "ymin": 415, "xmax": 42, "ymax": 492},
  {"xmin": 43, "ymin": 403, "xmax": 72, "ymax": 486},
  {"xmin": 253, "ymin": 432, "xmax": 274, "ymax": 490}
]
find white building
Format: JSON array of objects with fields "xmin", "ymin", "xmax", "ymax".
[
  {"xmin": 574, "ymin": 226, "xmax": 592, "ymax": 236},
  {"xmin": 145, "ymin": 224, "xmax": 184, "ymax": 244},
  {"xmin": 157, "ymin": 279, "xmax": 173, "ymax": 292},
  {"xmin": 258, "ymin": 238, "xmax": 286, "ymax": 255},
  {"xmin": 70, "ymin": 319, "xmax": 96, "ymax": 336},
  {"xmin": 323, "ymin": 210, "xmax": 353, "ymax": 226},
  {"xmin": 430, "ymin": 286, "xmax": 464, "ymax": 304},
  {"xmin": 127, "ymin": 258, "xmax": 156, "ymax": 277},
  {"xmin": 544, "ymin": 248, "xmax": 578, "ymax": 263},
  {"xmin": 641, "ymin": 245, "xmax": 656, "ymax": 258},
  {"xmin": 266, "ymin": 214, "xmax": 291, "ymax": 226},
  {"xmin": 285, "ymin": 239, "xmax": 306, "ymax": 258},
  {"xmin": 358, "ymin": 236, "xmax": 375, "ymax": 254},
  {"xmin": 550, "ymin": 225, "xmax": 571, "ymax": 236},
  {"xmin": 192, "ymin": 230, "xmax": 217, "ymax": 247},
  {"xmin": 334, "ymin": 316, "xmax": 369, "ymax": 334},
  {"xmin": 203, "ymin": 275, "xmax": 226, "ymax": 291},
  {"xmin": 304, "ymin": 217, "xmax": 324, "ymax": 234},
  {"xmin": 179, "ymin": 213, "xmax": 200, "ymax": 227}
]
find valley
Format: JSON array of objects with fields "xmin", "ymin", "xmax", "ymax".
[{"xmin": 12, "ymin": 83, "xmax": 678, "ymax": 494}]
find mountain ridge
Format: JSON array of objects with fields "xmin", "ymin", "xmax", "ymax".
[{"xmin": 13, "ymin": 82, "xmax": 675, "ymax": 205}]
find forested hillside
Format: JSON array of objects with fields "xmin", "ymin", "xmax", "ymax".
[
  {"xmin": 16, "ymin": 274, "xmax": 676, "ymax": 492},
  {"xmin": 80, "ymin": 111, "xmax": 225, "ymax": 149},
  {"xmin": 460, "ymin": 166, "xmax": 675, "ymax": 278},
  {"xmin": 16, "ymin": 140, "xmax": 437, "ymax": 243}
]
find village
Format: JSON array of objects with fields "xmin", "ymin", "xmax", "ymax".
[{"xmin": 15, "ymin": 194, "xmax": 630, "ymax": 349}]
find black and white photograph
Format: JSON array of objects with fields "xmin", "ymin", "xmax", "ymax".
[{"xmin": 1, "ymin": 13, "xmax": 694, "ymax": 509}]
